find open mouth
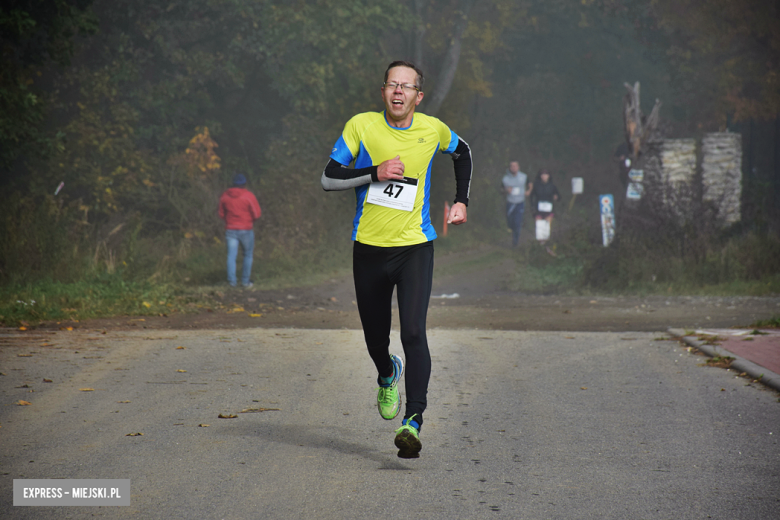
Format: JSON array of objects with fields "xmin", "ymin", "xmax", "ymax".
[{"xmin": 392, "ymin": 100, "xmax": 404, "ymax": 107}]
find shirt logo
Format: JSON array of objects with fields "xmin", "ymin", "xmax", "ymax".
[
  {"xmin": 417, "ymin": 138, "xmax": 425, "ymax": 143},
  {"xmin": 332, "ymin": 147, "xmax": 338, "ymax": 153}
]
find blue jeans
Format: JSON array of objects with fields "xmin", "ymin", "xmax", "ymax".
[
  {"xmin": 226, "ymin": 229, "xmax": 254, "ymax": 286},
  {"xmin": 506, "ymin": 202, "xmax": 525, "ymax": 247}
]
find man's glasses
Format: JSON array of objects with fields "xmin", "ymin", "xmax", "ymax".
[{"xmin": 384, "ymin": 82, "xmax": 421, "ymax": 93}]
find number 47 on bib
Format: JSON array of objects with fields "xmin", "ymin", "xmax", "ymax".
[{"xmin": 366, "ymin": 177, "xmax": 419, "ymax": 212}]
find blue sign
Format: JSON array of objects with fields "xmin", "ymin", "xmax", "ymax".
[{"xmin": 600, "ymin": 194, "xmax": 615, "ymax": 246}]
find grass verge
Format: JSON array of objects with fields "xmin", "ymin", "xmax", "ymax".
[
  {"xmin": 749, "ymin": 316, "xmax": 780, "ymax": 329},
  {"xmin": 0, "ymin": 276, "xmax": 206, "ymax": 327}
]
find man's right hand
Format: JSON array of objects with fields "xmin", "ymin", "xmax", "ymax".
[{"xmin": 376, "ymin": 155, "xmax": 405, "ymax": 182}]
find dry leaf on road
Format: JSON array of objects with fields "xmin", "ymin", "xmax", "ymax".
[
  {"xmin": 125, "ymin": 432, "xmax": 143, "ymax": 436},
  {"xmin": 16, "ymin": 400, "xmax": 32, "ymax": 406},
  {"xmin": 218, "ymin": 413, "xmax": 238, "ymax": 419},
  {"xmin": 239, "ymin": 407, "xmax": 281, "ymax": 413},
  {"xmin": 80, "ymin": 388, "xmax": 95, "ymax": 391}
]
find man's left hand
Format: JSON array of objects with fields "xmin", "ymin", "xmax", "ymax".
[{"xmin": 447, "ymin": 202, "xmax": 467, "ymax": 225}]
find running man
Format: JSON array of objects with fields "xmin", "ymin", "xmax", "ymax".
[{"xmin": 321, "ymin": 61, "xmax": 472, "ymax": 458}]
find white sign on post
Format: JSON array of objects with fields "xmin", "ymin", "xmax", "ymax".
[
  {"xmin": 366, "ymin": 177, "xmax": 419, "ymax": 212},
  {"xmin": 626, "ymin": 169, "xmax": 644, "ymax": 200},
  {"xmin": 572, "ymin": 177, "xmax": 584, "ymax": 194}
]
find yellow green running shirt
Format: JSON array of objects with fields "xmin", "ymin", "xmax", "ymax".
[{"xmin": 329, "ymin": 111, "xmax": 460, "ymax": 247}]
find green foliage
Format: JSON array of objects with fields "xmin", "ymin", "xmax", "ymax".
[
  {"xmin": 0, "ymin": 275, "xmax": 198, "ymax": 326},
  {"xmin": 0, "ymin": 193, "xmax": 85, "ymax": 281},
  {"xmin": 1, "ymin": 0, "xmax": 777, "ymax": 312},
  {"xmin": 580, "ymin": 226, "xmax": 780, "ymax": 295},
  {"xmin": 0, "ymin": 0, "xmax": 97, "ymax": 169},
  {"xmin": 750, "ymin": 316, "xmax": 780, "ymax": 329}
]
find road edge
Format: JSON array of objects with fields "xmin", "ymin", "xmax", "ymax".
[{"xmin": 668, "ymin": 328, "xmax": 780, "ymax": 393}]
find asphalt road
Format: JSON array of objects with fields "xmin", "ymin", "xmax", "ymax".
[{"xmin": 1, "ymin": 328, "xmax": 779, "ymax": 519}]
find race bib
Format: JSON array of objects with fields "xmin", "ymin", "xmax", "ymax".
[
  {"xmin": 366, "ymin": 177, "xmax": 419, "ymax": 212},
  {"xmin": 538, "ymin": 201, "xmax": 553, "ymax": 213},
  {"xmin": 511, "ymin": 187, "xmax": 521, "ymax": 196}
]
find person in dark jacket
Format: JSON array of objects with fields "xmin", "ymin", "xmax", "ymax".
[
  {"xmin": 528, "ymin": 169, "xmax": 559, "ymax": 247},
  {"xmin": 218, "ymin": 173, "xmax": 261, "ymax": 287}
]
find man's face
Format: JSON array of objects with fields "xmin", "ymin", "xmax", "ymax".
[
  {"xmin": 381, "ymin": 66, "xmax": 423, "ymax": 124},
  {"xmin": 509, "ymin": 162, "xmax": 520, "ymax": 174}
]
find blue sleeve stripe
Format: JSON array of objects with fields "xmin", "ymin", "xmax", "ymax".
[
  {"xmin": 330, "ymin": 135, "xmax": 354, "ymax": 166},
  {"xmin": 420, "ymin": 154, "xmax": 438, "ymax": 241},
  {"xmin": 444, "ymin": 130, "xmax": 459, "ymax": 154}
]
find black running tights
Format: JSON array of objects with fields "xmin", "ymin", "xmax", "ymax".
[{"xmin": 353, "ymin": 240, "xmax": 434, "ymax": 427}]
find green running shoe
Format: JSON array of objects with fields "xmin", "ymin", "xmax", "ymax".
[
  {"xmin": 376, "ymin": 354, "xmax": 403, "ymax": 420},
  {"xmin": 394, "ymin": 414, "xmax": 422, "ymax": 458}
]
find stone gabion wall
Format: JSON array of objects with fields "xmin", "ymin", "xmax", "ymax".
[
  {"xmin": 642, "ymin": 139, "xmax": 697, "ymax": 219},
  {"xmin": 702, "ymin": 132, "xmax": 742, "ymax": 223},
  {"xmin": 659, "ymin": 139, "xmax": 697, "ymax": 184}
]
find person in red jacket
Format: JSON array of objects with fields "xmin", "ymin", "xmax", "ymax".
[{"xmin": 218, "ymin": 173, "xmax": 261, "ymax": 287}]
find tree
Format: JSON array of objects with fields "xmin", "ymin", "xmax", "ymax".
[{"xmin": 0, "ymin": 0, "xmax": 97, "ymax": 171}]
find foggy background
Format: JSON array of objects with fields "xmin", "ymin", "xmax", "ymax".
[{"xmin": 1, "ymin": 0, "xmax": 778, "ymax": 304}]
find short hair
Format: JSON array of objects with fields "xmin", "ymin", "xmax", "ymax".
[
  {"xmin": 384, "ymin": 60, "xmax": 424, "ymax": 90},
  {"xmin": 536, "ymin": 169, "xmax": 552, "ymax": 182}
]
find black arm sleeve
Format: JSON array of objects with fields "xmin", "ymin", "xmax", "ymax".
[
  {"xmin": 320, "ymin": 158, "xmax": 378, "ymax": 191},
  {"xmin": 450, "ymin": 137, "xmax": 472, "ymax": 206}
]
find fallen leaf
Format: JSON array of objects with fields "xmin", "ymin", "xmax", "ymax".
[
  {"xmin": 176, "ymin": 346, "xmax": 186, "ymax": 349},
  {"xmin": 198, "ymin": 424, "xmax": 210, "ymax": 427},
  {"xmin": 43, "ymin": 378, "xmax": 52, "ymax": 383},
  {"xmin": 580, "ymin": 387, "xmax": 588, "ymax": 390},
  {"xmin": 176, "ymin": 369, "xmax": 187, "ymax": 373},
  {"xmin": 17, "ymin": 354, "xmax": 32, "ymax": 357},
  {"xmin": 79, "ymin": 388, "xmax": 94, "ymax": 392},
  {"xmin": 125, "ymin": 432, "xmax": 143, "ymax": 436},
  {"xmin": 16, "ymin": 400, "xmax": 32, "ymax": 406},
  {"xmin": 589, "ymin": 300, "xmax": 597, "ymax": 304},
  {"xmin": 218, "ymin": 413, "xmax": 238, "ymax": 419},
  {"xmin": 142, "ymin": 302, "xmax": 151, "ymax": 308},
  {"xmin": 249, "ymin": 313, "xmax": 263, "ymax": 318},
  {"xmin": 228, "ymin": 306, "xmax": 245, "ymax": 313},
  {"xmin": 117, "ymin": 400, "xmax": 131, "ymax": 403},
  {"xmin": 19, "ymin": 326, "xmax": 27, "ymax": 331},
  {"xmin": 66, "ymin": 327, "xmax": 73, "ymax": 331},
  {"xmin": 330, "ymin": 297, "xmax": 338, "ymax": 302},
  {"xmin": 565, "ymin": 336, "xmax": 575, "ymax": 340},
  {"xmin": 239, "ymin": 407, "xmax": 281, "ymax": 413}
]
